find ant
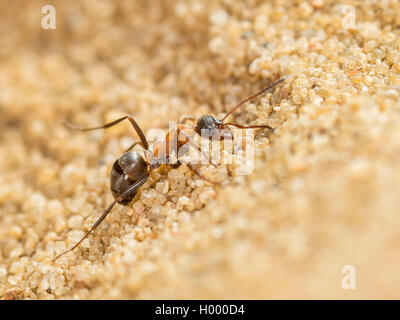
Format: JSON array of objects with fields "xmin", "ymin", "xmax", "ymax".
[
  {"xmin": 188, "ymin": 77, "xmax": 286, "ymax": 140},
  {"xmin": 54, "ymin": 77, "xmax": 285, "ymax": 260}
]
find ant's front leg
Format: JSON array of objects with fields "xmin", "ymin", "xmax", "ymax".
[
  {"xmin": 175, "ymin": 128, "xmax": 216, "ymax": 168},
  {"xmin": 180, "ymin": 116, "xmax": 195, "ymax": 124},
  {"xmin": 124, "ymin": 141, "xmax": 145, "ymax": 153},
  {"xmin": 185, "ymin": 162, "xmax": 217, "ymax": 184},
  {"xmin": 172, "ymin": 159, "xmax": 217, "ymax": 184}
]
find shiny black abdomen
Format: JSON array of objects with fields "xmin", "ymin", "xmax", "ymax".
[
  {"xmin": 110, "ymin": 151, "xmax": 148, "ymax": 205},
  {"xmin": 110, "ymin": 160, "xmax": 138, "ymax": 205}
]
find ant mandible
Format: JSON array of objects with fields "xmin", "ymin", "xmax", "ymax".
[{"xmin": 54, "ymin": 77, "xmax": 285, "ymax": 260}]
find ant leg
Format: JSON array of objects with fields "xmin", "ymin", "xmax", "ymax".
[
  {"xmin": 167, "ymin": 159, "xmax": 215, "ymax": 183},
  {"xmin": 54, "ymin": 175, "xmax": 150, "ymax": 261},
  {"xmin": 183, "ymin": 161, "xmax": 217, "ymax": 184},
  {"xmin": 63, "ymin": 116, "xmax": 149, "ymax": 150},
  {"xmin": 170, "ymin": 160, "xmax": 181, "ymax": 169},
  {"xmin": 54, "ymin": 199, "xmax": 118, "ymax": 261},
  {"xmin": 224, "ymin": 122, "xmax": 275, "ymax": 133},
  {"xmin": 124, "ymin": 141, "xmax": 145, "ymax": 153},
  {"xmin": 180, "ymin": 116, "xmax": 195, "ymax": 124},
  {"xmin": 176, "ymin": 129, "xmax": 217, "ymax": 168}
]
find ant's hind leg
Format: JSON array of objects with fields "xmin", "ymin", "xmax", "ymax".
[
  {"xmin": 63, "ymin": 115, "xmax": 149, "ymax": 150},
  {"xmin": 54, "ymin": 175, "xmax": 150, "ymax": 261}
]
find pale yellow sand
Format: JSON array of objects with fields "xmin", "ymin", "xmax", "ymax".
[{"xmin": 1, "ymin": 0, "xmax": 400, "ymax": 299}]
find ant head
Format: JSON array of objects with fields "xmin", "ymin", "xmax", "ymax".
[
  {"xmin": 110, "ymin": 151, "xmax": 148, "ymax": 204},
  {"xmin": 196, "ymin": 115, "xmax": 225, "ymax": 140}
]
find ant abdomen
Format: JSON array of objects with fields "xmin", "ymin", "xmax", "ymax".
[{"xmin": 110, "ymin": 151, "xmax": 148, "ymax": 205}]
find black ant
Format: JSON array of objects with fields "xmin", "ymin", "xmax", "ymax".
[{"xmin": 54, "ymin": 77, "xmax": 285, "ymax": 260}]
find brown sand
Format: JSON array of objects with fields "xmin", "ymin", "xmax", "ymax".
[{"xmin": 1, "ymin": 0, "xmax": 400, "ymax": 299}]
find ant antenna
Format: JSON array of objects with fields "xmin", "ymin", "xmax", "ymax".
[{"xmin": 221, "ymin": 77, "xmax": 286, "ymax": 122}]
